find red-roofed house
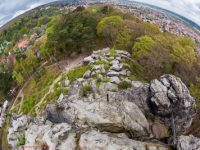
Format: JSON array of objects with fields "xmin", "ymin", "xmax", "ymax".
[
  {"xmin": 30, "ymin": 33, "xmax": 37, "ymax": 39},
  {"xmin": 18, "ymin": 40, "xmax": 28, "ymax": 51}
]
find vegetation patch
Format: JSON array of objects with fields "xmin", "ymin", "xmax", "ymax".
[
  {"xmin": 102, "ymin": 78, "xmax": 109, "ymax": 83},
  {"xmin": 83, "ymin": 83, "xmax": 91, "ymax": 91},
  {"xmin": 16, "ymin": 135, "xmax": 25, "ymax": 147},
  {"xmin": 66, "ymin": 65, "xmax": 93, "ymax": 84},
  {"xmin": 118, "ymin": 81, "xmax": 132, "ymax": 89}
]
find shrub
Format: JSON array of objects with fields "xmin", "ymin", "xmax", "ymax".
[
  {"xmin": 16, "ymin": 135, "xmax": 25, "ymax": 147},
  {"xmin": 111, "ymin": 89, "xmax": 118, "ymax": 92},
  {"xmin": 129, "ymin": 75, "xmax": 136, "ymax": 81},
  {"xmin": 123, "ymin": 63, "xmax": 130, "ymax": 70},
  {"xmin": 96, "ymin": 60, "xmax": 103, "ymax": 65},
  {"xmin": 102, "ymin": 78, "xmax": 109, "ymax": 83},
  {"xmin": 118, "ymin": 81, "xmax": 132, "ymax": 89},
  {"xmin": 104, "ymin": 62, "xmax": 109, "ymax": 70},
  {"xmin": 110, "ymin": 47, "xmax": 115, "ymax": 57},
  {"xmin": 54, "ymin": 83, "xmax": 59, "ymax": 90},
  {"xmin": 96, "ymin": 78, "xmax": 101, "ymax": 83},
  {"xmin": 67, "ymin": 65, "xmax": 92, "ymax": 84},
  {"xmin": 83, "ymin": 83, "xmax": 91, "ymax": 91}
]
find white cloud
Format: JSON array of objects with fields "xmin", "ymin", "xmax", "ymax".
[
  {"xmin": 0, "ymin": 0, "xmax": 57, "ymax": 27},
  {"xmin": 11, "ymin": 3, "xmax": 42, "ymax": 19}
]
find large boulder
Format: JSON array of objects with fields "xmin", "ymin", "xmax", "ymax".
[
  {"xmin": 56, "ymin": 99, "xmax": 149, "ymax": 137},
  {"xmin": 43, "ymin": 104, "xmax": 70, "ymax": 123},
  {"xmin": 127, "ymin": 74, "xmax": 196, "ymax": 135},
  {"xmin": 7, "ymin": 114, "xmax": 31, "ymax": 150},
  {"xmin": 176, "ymin": 135, "xmax": 200, "ymax": 150},
  {"xmin": 79, "ymin": 130, "xmax": 171, "ymax": 150}
]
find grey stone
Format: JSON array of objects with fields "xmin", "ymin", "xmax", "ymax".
[
  {"xmin": 110, "ymin": 64, "xmax": 123, "ymax": 72},
  {"xmin": 110, "ymin": 59, "xmax": 120, "ymax": 66},
  {"xmin": 62, "ymin": 99, "xmax": 149, "ymax": 136},
  {"xmin": 79, "ymin": 130, "xmax": 170, "ymax": 150},
  {"xmin": 107, "ymin": 71, "xmax": 119, "ymax": 77},
  {"xmin": 91, "ymin": 54, "xmax": 98, "ymax": 59},
  {"xmin": 65, "ymin": 77, "xmax": 70, "ymax": 87},
  {"xmin": 126, "ymin": 70, "xmax": 131, "ymax": 76},
  {"xmin": 90, "ymin": 80, "xmax": 99, "ymax": 97},
  {"xmin": 132, "ymin": 81, "xmax": 144, "ymax": 89},
  {"xmin": 83, "ymin": 70, "xmax": 91, "ymax": 79},
  {"xmin": 123, "ymin": 77, "xmax": 132, "ymax": 84},
  {"xmin": 83, "ymin": 56, "xmax": 93, "ymax": 65},
  {"xmin": 119, "ymin": 69, "xmax": 127, "ymax": 76},
  {"xmin": 92, "ymin": 65, "xmax": 101, "ymax": 71},
  {"xmin": 101, "ymin": 64, "xmax": 106, "ymax": 74},
  {"xmin": 109, "ymin": 77, "xmax": 121, "ymax": 84},
  {"xmin": 68, "ymin": 81, "xmax": 84, "ymax": 98},
  {"xmin": 43, "ymin": 104, "xmax": 69, "ymax": 124},
  {"xmin": 100, "ymin": 82, "xmax": 118, "ymax": 95},
  {"xmin": 98, "ymin": 74, "xmax": 103, "ymax": 80},
  {"xmin": 176, "ymin": 135, "xmax": 200, "ymax": 150},
  {"xmin": 128, "ymin": 74, "xmax": 196, "ymax": 135}
]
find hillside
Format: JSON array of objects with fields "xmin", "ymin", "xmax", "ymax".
[
  {"xmin": 0, "ymin": 4, "xmax": 200, "ymax": 150},
  {"xmin": 7, "ymin": 48, "xmax": 199, "ymax": 150},
  {"xmin": 0, "ymin": 0, "xmax": 77, "ymax": 31}
]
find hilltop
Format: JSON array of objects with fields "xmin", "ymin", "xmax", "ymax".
[
  {"xmin": 0, "ymin": 3, "xmax": 200, "ymax": 150},
  {"xmin": 7, "ymin": 48, "xmax": 199, "ymax": 150}
]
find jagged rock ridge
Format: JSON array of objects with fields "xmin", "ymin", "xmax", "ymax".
[{"xmin": 7, "ymin": 48, "xmax": 199, "ymax": 150}]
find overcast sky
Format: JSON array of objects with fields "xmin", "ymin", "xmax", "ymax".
[
  {"xmin": 0, "ymin": 0, "xmax": 200, "ymax": 27},
  {"xmin": 133, "ymin": 0, "xmax": 200, "ymax": 25},
  {"xmin": 0, "ymin": 0, "xmax": 58, "ymax": 27}
]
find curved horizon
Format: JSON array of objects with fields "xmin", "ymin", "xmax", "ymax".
[{"xmin": 0, "ymin": 0, "xmax": 200, "ymax": 27}]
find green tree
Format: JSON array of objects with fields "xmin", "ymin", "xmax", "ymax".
[
  {"xmin": 140, "ymin": 22, "xmax": 161, "ymax": 37},
  {"xmin": 20, "ymin": 26, "xmax": 28, "ymax": 36},
  {"xmin": 25, "ymin": 49, "xmax": 38, "ymax": 73},
  {"xmin": 116, "ymin": 27, "xmax": 133, "ymax": 51},
  {"xmin": 0, "ymin": 68, "xmax": 14, "ymax": 95},
  {"xmin": 97, "ymin": 16, "xmax": 123, "ymax": 46},
  {"xmin": 132, "ymin": 35, "xmax": 156, "ymax": 57},
  {"xmin": 12, "ymin": 70, "xmax": 24, "ymax": 85},
  {"xmin": 13, "ymin": 33, "xmax": 20, "ymax": 43},
  {"xmin": 171, "ymin": 37, "xmax": 196, "ymax": 66}
]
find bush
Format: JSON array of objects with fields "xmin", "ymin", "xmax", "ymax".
[
  {"xmin": 129, "ymin": 75, "xmax": 136, "ymax": 81},
  {"xmin": 102, "ymin": 78, "xmax": 109, "ymax": 83},
  {"xmin": 96, "ymin": 60, "xmax": 103, "ymax": 65},
  {"xmin": 16, "ymin": 135, "xmax": 25, "ymax": 147},
  {"xmin": 83, "ymin": 83, "xmax": 91, "ymax": 91},
  {"xmin": 118, "ymin": 81, "xmax": 132, "ymax": 89},
  {"xmin": 110, "ymin": 47, "xmax": 115, "ymax": 57},
  {"xmin": 67, "ymin": 65, "xmax": 92, "ymax": 84},
  {"xmin": 54, "ymin": 83, "xmax": 59, "ymax": 90}
]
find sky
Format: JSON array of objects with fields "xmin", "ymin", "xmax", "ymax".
[
  {"xmin": 0, "ymin": 0, "xmax": 58, "ymax": 27},
  {"xmin": 133, "ymin": 0, "xmax": 200, "ymax": 25},
  {"xmin": 0, "ymin": 0, "xmax": 200, "ymax": 27}
]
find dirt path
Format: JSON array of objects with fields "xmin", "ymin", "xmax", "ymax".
[
  {"xmin": 10, "ymin": 61, "xmax": 48, "ymax": 111},
  {"xmin": 34, "ymin": 53, "xmax": 86, "ymax": 115},
  {"xmin": 11, "ymin": 53, "xmax": 87, "ymax": 114}
]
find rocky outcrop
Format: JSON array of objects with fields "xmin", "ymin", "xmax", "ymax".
[
  {"xmin": 124, "ymin": 74, "xmax": 196, "ymax": 135},
  {"xmin": 79, "ymin": 130, "xmax": 171, "ymax": 150},
  {"xmin": 7, "ymin": 48, "xmax": 198, "ymax": 150},
  {"xmin": 176, "ymin": 135, "xmax": 200, "ymax": 150}
]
